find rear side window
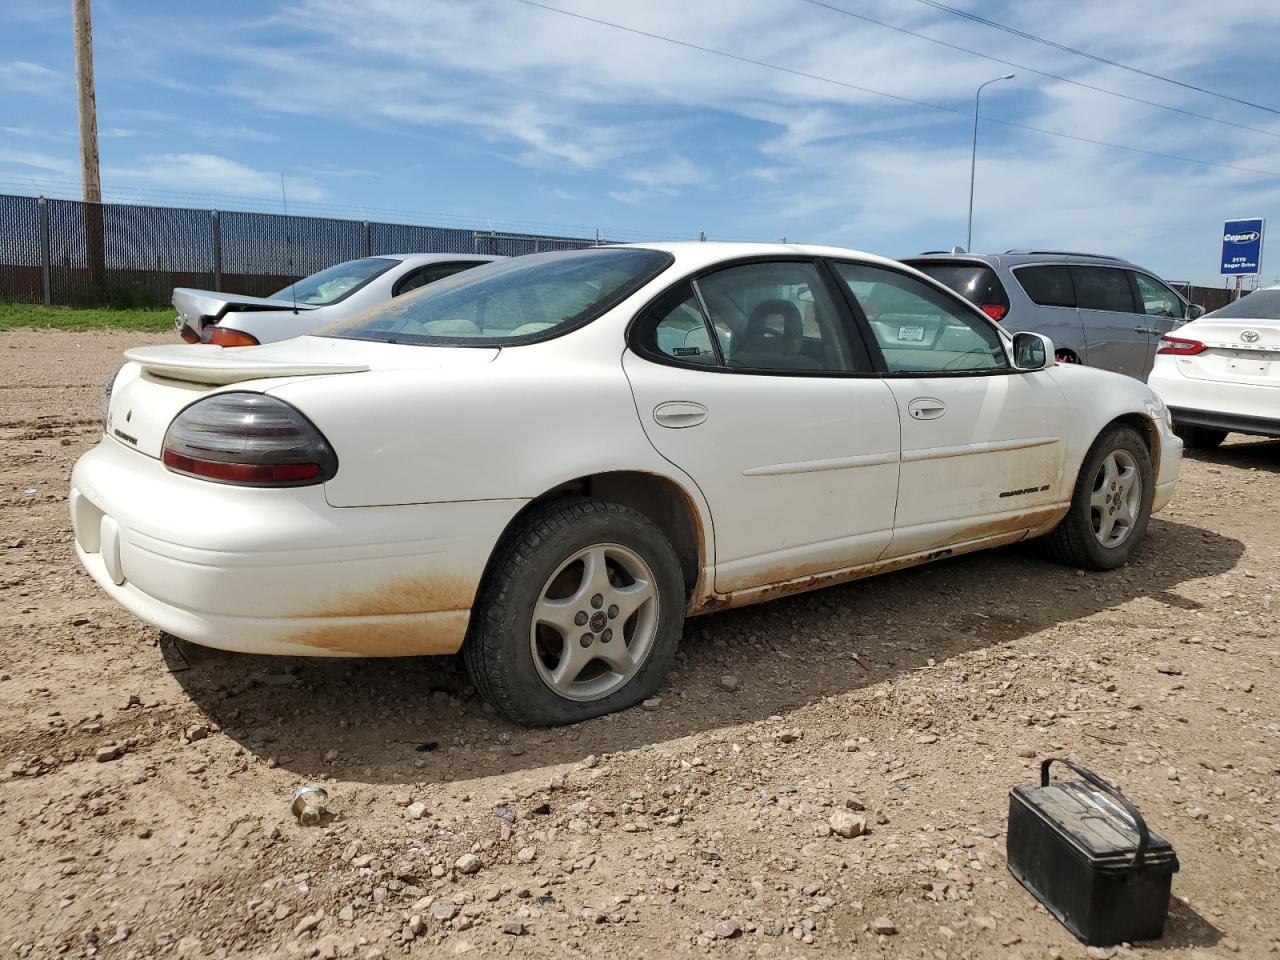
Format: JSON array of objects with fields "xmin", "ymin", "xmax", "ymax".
[
  {"xmin": 907, "ymin": 261, "xmax": 1009, "ymax": 314},
  {"xmin": 1071, "ymin": 266, "xmax": 1136, "ymax": 313},
  {"xmin": 1015, "ymin": 265, "xmax": 1075, "ymax": 308},
  {"xmin": 392, "ymin": 261, "xmax": 480, "ymax": 297},
  {"xmin": 643, "ymin": 283, "xmax": 722, "ymax": 366}
]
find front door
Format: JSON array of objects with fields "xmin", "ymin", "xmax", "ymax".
[
  {"xmin": 1129, "ymin": 271, "xmax": 1186, "ymax": 380},
  {"xmin": 623, "ymin": 259, "xmax": 902, "ymax": 594},
  {"xmin": 829, "ymin": 260, "xmax": 1068, "ymax": 558},
  {"xmin": 1069, "ymin": 263, "xmax": 1148, "ymax": 379}
]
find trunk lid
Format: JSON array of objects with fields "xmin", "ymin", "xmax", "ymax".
[
  {"xmin": 173, "ymin": 287, "xmax": 315, "ymax": 339},
  {"xmin": 1172, "ymin": 318, "xmax": 1280, "ymax": 387},
  {"xmin": 108, "ymin": 337, "xmax": 500, "ymax": 458}
]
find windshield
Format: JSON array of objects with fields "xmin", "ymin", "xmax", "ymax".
[
  {"xmin": 1204, "ymin": 289, "xmax": 1280, "ymax": 320},
  {"xmin": 323, "ymin": 247, "xmax": 673, "ymax": 345},
  {"xmin": 271, "ymin": 257, "xmax": 397, "ymax": 306}
]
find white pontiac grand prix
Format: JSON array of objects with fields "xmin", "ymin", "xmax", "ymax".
[{"xmin": 72, "ymin": 243, "xmax": 1182, "ymax": 725}]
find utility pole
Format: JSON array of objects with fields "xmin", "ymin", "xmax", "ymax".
[{"xmin": 72, "ymin": 0, "xmax": 106, "ymax": 292}]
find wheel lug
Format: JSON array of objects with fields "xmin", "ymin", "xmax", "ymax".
[
  {"xmin": 607, "ymin": 604, "xmax": 619, "ymax": 619},
  {"xmin": 591, "ymin": 594, "xmax": 604, "ymax": 609},
  {"xmin": 579, "ymin": 634, "xmax": 593, "ymax": 648},
  {"xmin": 574, "ymin": 611, "xmax": 588, "ymax": 626},
  {"xmin": 601, "ymin": 628, "xmax": 613, "ymax": 643}
]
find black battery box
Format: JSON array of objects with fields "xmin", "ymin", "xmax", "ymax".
[{"xmin": 1007, "ymin": 758, "xmax": 1179, "ymax": 946}]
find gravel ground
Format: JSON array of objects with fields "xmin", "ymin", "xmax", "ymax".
[{"xmin": 1, "ymin": 329, "xmax": 1277, "ymax": 960}]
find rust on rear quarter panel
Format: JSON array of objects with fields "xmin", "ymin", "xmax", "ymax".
[
  {"xmin": 291, "ymin": 574, "xmax": 478, "ymax": 655},
  {"xmin": 314, "ymin": 574, "xmax": 478, "ymax": 619},
  {"xmin": 292, "ymin": 610, "xmax": 470, "ymax": 656}
]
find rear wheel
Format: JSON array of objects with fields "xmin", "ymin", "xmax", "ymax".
[
  {"xmin": 464, "ymin": 499, "xmax": 684, "ymax": 726},
  {"xmin": 1040, "ymin": 424, "xmax": 1154, "ymax": 570},
  {"xmin": 1173, "ymin": 423, "xmax": 1227, "ymax": 450}
]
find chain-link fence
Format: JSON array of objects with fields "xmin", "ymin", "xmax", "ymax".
[{"xmin": 0, "ymin": 193, "xmax": 599, "ymax": 308}]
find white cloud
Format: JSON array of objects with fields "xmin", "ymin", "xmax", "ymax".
[
  {"xmin": 0, "ymin": 148, "xmax": 75, "ymax": 176},
  {"xmin": 105, "ymin": 0, "xmax": 1280, "ymax": 281},
  {"xmin": 108, "ymin": 153, "xmax": 327, "ymax": 202},
  {"xmin": 0, "ymin": 60, "xmax": 62, "ymax": 92}
]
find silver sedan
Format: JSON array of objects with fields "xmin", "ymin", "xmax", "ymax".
[{"xmin": 174, "ymin": 253, "xmax": 499, "ymax": 346}]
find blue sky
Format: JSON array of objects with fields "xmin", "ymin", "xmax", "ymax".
[{"xmin": 2, "ymin": 0, "xmax": 1279, "ymax": 285}]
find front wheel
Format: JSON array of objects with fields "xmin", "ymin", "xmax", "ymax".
[
  {"xmin": 464, "ymin": 499, "xmax": 685, "ymax": 726},
  {"xmin": 1174, "ymin": 424, "xmax": 1227, "ymax": 449},
  {"xmin": 1039, "ymin": 424, "xmax": 1154, "ymax": 571}
]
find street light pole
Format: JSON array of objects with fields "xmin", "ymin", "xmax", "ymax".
[{"xmin": 966, "ymin": 73, "xmax": 1014, "ymax": 253}]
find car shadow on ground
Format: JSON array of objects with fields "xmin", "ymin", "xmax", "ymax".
[
  {"xmin": 170, "ymin": 518, "xmax": 1243, "ymax": 786},
  {"xmin": 1184, "ymin": 436, "xmax": 1280, "ymax": 473}
]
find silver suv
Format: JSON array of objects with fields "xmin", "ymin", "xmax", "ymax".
[{"xmin": 903, "ymin": 251, "xmax": 1203, "ymax": 380}]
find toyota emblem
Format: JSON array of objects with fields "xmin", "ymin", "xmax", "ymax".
[{"xmin": 1241, "ymin": 330, "xmax": 1260, "ymax": 343}]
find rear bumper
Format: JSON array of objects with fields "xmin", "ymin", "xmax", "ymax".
[
  {"xmin": 1168, "ymin": 406, "xmax": 1280, "ymax": 439},
  {"xmin": 71, "ymin": 438, "xmax": 524, "ymax": 657}
]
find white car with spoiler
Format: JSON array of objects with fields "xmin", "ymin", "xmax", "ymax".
[
  {"xmin": 73, "ymin": 244, "xmax": 1181, "ymax": 726},
  {"xmin": 175, "ymin": 253, "xmax": 497, "ymax": 346},
  {"xmin": 1149, "ymin": 285, "xmax": 1280, "ymax": 447}
]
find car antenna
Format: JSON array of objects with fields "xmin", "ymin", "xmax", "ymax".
[{"xmin": 280, "ymin": 173, "xmax": 299, "ymax": 315}]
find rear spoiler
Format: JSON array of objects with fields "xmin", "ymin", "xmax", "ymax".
[{"xmin": 123, "ymin": 344, "xmax": 368, "ymax": 386}]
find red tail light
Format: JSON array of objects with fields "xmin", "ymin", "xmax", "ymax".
[
  {"xmin": 206, "ymin": 326, "xmax": 260, "ymax": 348},
  {"xmin": 1156, "ymin": 335, "xmax": 1206, "ymax": 356},
  {"xmin": 162, "ymin": 393, "xmax": 337, "ymax": 487},
  {"xmin": 979, "ymin": 304, "xmax": 1007, "ymax": 321}
]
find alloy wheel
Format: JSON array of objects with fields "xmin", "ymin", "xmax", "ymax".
[
  {"xmin": 529, "ymin": 543, "xmax": 659, "ymax": 702},
  {"xmin": 1090, "ymin": 449, "xmax": 1142, "ymax": 548}
]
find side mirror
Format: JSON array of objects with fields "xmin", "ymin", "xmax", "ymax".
[
  {"xmin": 1012, "ymin": 331, "xmax": 1054, "ymax": 371},
  {"xmin": 1187, "ymin": 304, "xmax": 1205, "ymax": 320}
]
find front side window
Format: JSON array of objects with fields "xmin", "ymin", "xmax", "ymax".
[
  {"xmin": 1131, "ymin": 273, "xmax": 1183, "ymax": 319},
  {"xmin": 1071, "ymin": 265, "xmax": 1136, "ymax": 313},
  {"xmin": 323, "ymin": 247, "xmax": 672, "ymax": 345},
  {"xmin": 1015, "ymin": 264, "xmax": 1075, "ymax": 308},
  {"xmin": 272, "ymin": 257, "xmax": 397, "ymax": 306},
  {"xmin": 833, "ymin": 262, "xmax": 1008, "ymax": 373},
  {"xmin": 696, "ymin": 261, "xmax": 857, "ymax": 372}
]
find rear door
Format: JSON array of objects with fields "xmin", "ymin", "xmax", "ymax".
[
  {"xmin": 1068, "ymin": 263, "xmax": 1148, "ymax": 379},
  {"xmin": 623, "ymin": 259, "xmax": 902, "ymax": 594},
  {"xmin": 830, "ymin": 260, "xmax": 1068, "ymax": 558}
]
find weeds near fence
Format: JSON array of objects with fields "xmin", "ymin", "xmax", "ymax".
[{"xmin": 0, "ymin": 302, "xmax": 173, "ymax": 332}]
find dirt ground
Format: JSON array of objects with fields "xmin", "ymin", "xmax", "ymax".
[{"xmin": 1, "ymin": 328, "xmax": 1277, "ymax": 960}]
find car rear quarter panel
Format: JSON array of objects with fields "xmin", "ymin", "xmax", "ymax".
[{"xmin": 268, "ymin": 337, "xmax": 715, "ymax": 549}]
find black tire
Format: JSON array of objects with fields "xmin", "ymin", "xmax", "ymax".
[
  {"xmin": 1040, "ymin": 424, "xmax": 1155, "ymax": 571},
  {"xmin": 1173, "ymin": 423, "xmax": 1227, "ymax": 450},
  {"xmin": 464, "ymin": 498, "xmax": 684, "ymax": 726}
]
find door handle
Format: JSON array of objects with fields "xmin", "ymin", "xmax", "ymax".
[
  {"xmin": 653, "ymin": 400, "xmax": 708, "ymax": 429},
  {"xmin": 907, "ymin": 397, "xmax": 946, "ymax": 420},
  {"xmin": 1132, "ymin": 325, "xmax": 1158, "ymax": 335}
]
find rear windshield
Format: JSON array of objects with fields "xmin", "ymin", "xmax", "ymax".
[
  {"xmin": 1204, "ymin": 289, "xmax": 1280, "ymax": 320},
  {"xmin": 323, "ymin": 247, "xmax": 673, "ymax": 345},
  {"xmin": 272, "ymin": 257, "xmax": 397, "ymax": 306},
  {"xmin": 906, "ymin": 261, "xmax": 1009, "ymax": 309}
]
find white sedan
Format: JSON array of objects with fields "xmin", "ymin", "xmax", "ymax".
[
  {"xmin": 73, "ymin": 243, "xmax": 1182, "ymax": 725},
  {"xmin": 174, "ymin": 253, "xmax": 497, "ymax": 346},
  {"xmin": 1149, "ymin": 285, "xmax": 1280, "ymax": 448}
]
